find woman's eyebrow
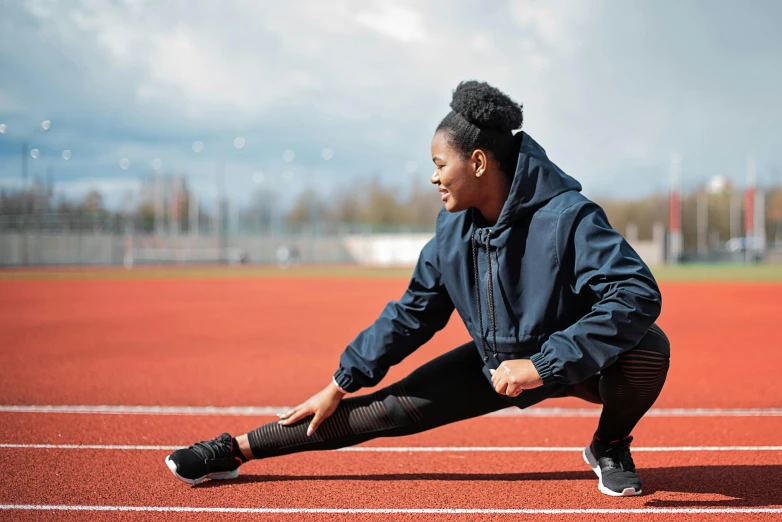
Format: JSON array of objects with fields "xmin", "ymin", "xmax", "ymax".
[{"xmin": 432, "ymin": 155, "xmax": 444, "ymax": 162}]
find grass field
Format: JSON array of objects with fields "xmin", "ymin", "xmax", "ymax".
[{"xmin": 0, "ymin": 262, "xmax": 781, "ymax": 281}]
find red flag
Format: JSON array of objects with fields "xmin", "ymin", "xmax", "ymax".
[{"xmin": 745, "ymin": 187, "xmax": 755, "ymax": 235}]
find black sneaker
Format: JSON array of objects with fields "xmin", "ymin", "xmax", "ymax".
[
  {"xmin": 583, "ymin": 435, "xmax": 642, "ymax": 496},
  {"xmin": 165, "ymin": 433, "xmax": 243, "ymax": 485}
]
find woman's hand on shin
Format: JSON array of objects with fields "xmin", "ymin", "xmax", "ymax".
[{"xmin": 277, "ymin": 380, "xmax": 346, "ymax": 436}]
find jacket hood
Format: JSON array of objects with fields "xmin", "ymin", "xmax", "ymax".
[
  {"xmin": 490, "ymin": 131, "xmax": 582, "ymax": 233},
  {"xmin": 467, "ymin": 132, "xmax": 585, "ymax": 362}
]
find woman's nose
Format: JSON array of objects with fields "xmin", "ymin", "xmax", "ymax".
[{"xmin": 430, "ymin": 171, "xmax": 439, "ymax": 184}]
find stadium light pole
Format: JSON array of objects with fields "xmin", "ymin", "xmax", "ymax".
[
  {"xmin": 745, "ymin": 156, "xmax": 756, "ymax": 264},
  {"xmin": 58, "ymin": 147, "xmax": 72, "ymax": 185},
  {"xmin": 0, "ymin": 120, "xmax": 51, "ymax": 266},
  {"xmin": 22, "ymin": 120, "xmax": 52, "ymax": 194},
  {"xmin": 118, "ymin": 157, "xmax": 136, "ymax": 268},
  {"xmin": 190, "ymin": 141, "xmax": 204, "ymax": 237},
  {"xmin": 226, "ymin": 137, "xmax": 245, "ymax": 257},
  {"xmin": 196, "ymin": 136, "xmax": 244, "ymax": 263},
  {"xmin": 45, "ymin": 149, "xmax": 72, "ymax": 212},
  {"xmin": 0, "ymin": 119, "xmax": 51, "ymax": 196},
  {"xmin": 151, "ymin": 158, "xmax": 165, "ymax": 236},
  {"xmin": 668, "ymin": 153, "xmax": 683, "ymax": 264}
]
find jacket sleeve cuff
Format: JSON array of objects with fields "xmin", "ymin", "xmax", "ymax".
[
  {"xmin": 331, "ymin": 375, "xmax": 349, "ymax": 394},
  {"xmin": 530, "ymin": 352, "xmax": 556, "ymax": 386},
  {"xmin": 333, "ymin": 368, "xmax": 360, "ymax": 394}
]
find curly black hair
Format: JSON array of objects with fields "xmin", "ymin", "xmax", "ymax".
[{"xmin": 435, "ymin": 80, "xmax": 523, "ymax": 178}]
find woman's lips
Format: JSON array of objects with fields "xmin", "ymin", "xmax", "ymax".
[{"xmin": 440, "ymin": 190, "xmax": 449, "ymax": 202}]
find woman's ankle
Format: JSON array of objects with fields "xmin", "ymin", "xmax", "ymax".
[{"xmin": 235, "ymin": 434, "xmax": 255, "ymax": 461}]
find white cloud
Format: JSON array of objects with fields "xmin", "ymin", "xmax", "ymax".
[
  {"xmin": 2, "ymin": 0, "xmax": 778, "ymax": 205},
  {"xmin": 23, "ymin": 0, "xmax": 56, "ymax": 18},
  {"xmin": 14, "ymin": 0, "xmax": 567, "ymax": 130},
  {"xmin": 1, "ymin": 0, "xmax": 598, "ymax": 204},
  {"xmin": 355, "ymin": 3, "xmax": 426, "ymax": 43},
  {"xmin": 0, "ymin": 90, "xmax": 23, "ymax": 112},
  {"xmin": 509, "ymin": 0, "xmax": 594, "ymax": 54},
  {"xmin": 512, "ymin": 4, "xmax": 560, "ymax": 42}
]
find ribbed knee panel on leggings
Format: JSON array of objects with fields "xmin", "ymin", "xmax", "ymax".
[
  {"xmin": 247, "ymin": 383, "xmax": 423, "ymax": 459},
  {"xmin": 596, "ymin": 323, "xmax": 670, "ymax": 441}
]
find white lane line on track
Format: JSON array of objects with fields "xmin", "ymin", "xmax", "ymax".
[
  {"xmin": 1, "ymin": 505, "xmax": 781, "ymax": 514},
  {"xmin": 2, "ymin": 405, "xmax": 782, "ymax": 417},
  {"xmin": 1, "ymin": 443, "xmax": 781, "ymax": 452}
]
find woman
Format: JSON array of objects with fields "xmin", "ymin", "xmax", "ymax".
[{"xmin": 165, "ymin": 81, "xmax": 670, "ymax": 497}]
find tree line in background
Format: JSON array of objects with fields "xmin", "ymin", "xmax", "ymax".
[
  {"xmin": 281, "ymin": 178, "xmax": 441, "ymax": 230},
  {"xmin": 1, "ymin": 175, "xmax": 781, "ymax": 249},
  {"xmin": 597, "ymin": 188, "xmax": 782, "ymax": 250},
  {"xmin": 280, "ymin": 179, "xmax": 782, "ymax": 248}
]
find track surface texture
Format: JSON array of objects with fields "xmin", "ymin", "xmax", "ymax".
[{"xmin": 1, "ymin": 269, "xmax": 781, "ymax": 521}]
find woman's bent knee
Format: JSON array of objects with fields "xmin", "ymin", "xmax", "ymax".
[{"xmin": 632, "ymin": 323, "xmax": 671, "ymax": 358}]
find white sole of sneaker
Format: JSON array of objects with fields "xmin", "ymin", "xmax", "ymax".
[
  {"xmin": 165, "ymin": 455, "xmax": 240, "ymax": 485},
  {"xmin": 582, "ymin": 445, "xmax": 642, "ymax": 497}
]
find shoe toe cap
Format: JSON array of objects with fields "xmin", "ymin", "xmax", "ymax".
[
  {"xmin": 602, "ymin": 469, "xmax": 642, "ymax": 494},
  {"xmin": 166, "ymin": 449, "xmax": 206, "ymax": 480}
]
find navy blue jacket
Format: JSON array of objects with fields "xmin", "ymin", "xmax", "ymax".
[{"xmin": 334, "ymin": 132, "xmax": 662, "ymax": 394}]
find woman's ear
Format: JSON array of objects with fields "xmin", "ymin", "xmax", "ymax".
[{"xmin": 472, "ymin": 149, "xmax": 487, "ymax": 177}]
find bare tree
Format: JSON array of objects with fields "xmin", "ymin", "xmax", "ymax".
[{"xmin": 82, "ymin": 190, "xmax": 104, "ymax": 212}]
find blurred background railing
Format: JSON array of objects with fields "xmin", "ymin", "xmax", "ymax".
[{"xmin": 1, "ymin": 167, "xmax": 780, "ymax": 267}]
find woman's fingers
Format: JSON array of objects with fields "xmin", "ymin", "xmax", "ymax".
[
  {"xmin": 279, "ymin": 410, "xmax": 305, "ymax": 425},
  {"xmin": 279, "ymin": 405, "xmax": 311, "ymax": 425},
  {"xmin": 507, "ymin": 384, "xmax": 523, "ymax": 397},
  {"xmin": 492, "ymin": 364, "xmax": 528, "ymax": 397},
  {"xmin": 278, "ymin": 408, "xmax": 296, "ymax": 420},
  {"xmin": 278, "ymin": 405, "xmax": 300, "ymax": 421},
  {"xmin": 307, "ymin": 410, "xmax": 326, "ymax": 437}
]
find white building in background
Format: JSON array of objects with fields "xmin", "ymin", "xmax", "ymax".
[
  {"xmin": 706, "ymin": 175, "xmax": 732, "ymax": 194},
  {"xmin": 342, "ymin": 230, "xmax": 667, "ymax": 268},
  {"xmin": 342, "ymin": 234, "xmax": 434, "ymax": 267}
]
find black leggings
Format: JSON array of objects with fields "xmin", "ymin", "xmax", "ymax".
[{"xmin": 248, "ymin": 324, "xmax": 670, "ymax": 459}]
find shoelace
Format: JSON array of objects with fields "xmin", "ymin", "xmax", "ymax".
[
  {"xmin": 602, "ymin": 440, "xmax": 636, "ymax": 472},
  {"xmin": 471, "ymin": 227, "xmax": 498, "ymax": 362},
  {"xmin": 190, "ymin": 434, "xmax": 233, "ymax": 462}
]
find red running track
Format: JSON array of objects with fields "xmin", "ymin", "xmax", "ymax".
[
  {"xmin": 2, "ymin": 413, "xmax": 782, "ymax": 448},
  {"xmin": 1, "ymin": 276, "xmax": 781, "ymax": 520},
  {"xmin": 1, "ymin": 279, "xmax": 781, "ymax": 407}
]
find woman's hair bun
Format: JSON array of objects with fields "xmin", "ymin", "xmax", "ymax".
[{"xmin": 449, "ymin": 80, "xmax": 523, "ymax": 133}]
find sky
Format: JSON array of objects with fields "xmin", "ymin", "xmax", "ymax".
[{"xmin": 0, "ymin": 0, "xmax": 780, "ymax": 209}]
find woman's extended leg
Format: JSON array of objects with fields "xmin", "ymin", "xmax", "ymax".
[
  {"xmin": 240, "ymin": 340, "xmax": 511, "ymax": 460},
  {"xmin": 166, "ymin": 341, "xmax": 508, "ymax": 483}
]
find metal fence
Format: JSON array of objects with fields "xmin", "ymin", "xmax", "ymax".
[
  {"xmin": 3, "ymin": 211, "xmax": 775, "ymax": 267},
  {"xmin": 0, "ymin": 212, "xmax": 438, "ymax": 266},
  {"xmin": 0, "ymin": 211, "xmax": 436, "ymax": 237}
]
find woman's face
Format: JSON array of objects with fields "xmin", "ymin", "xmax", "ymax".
[{"xmin": 430, "ymin": 130, "xmax": 484, "ymax": 213}]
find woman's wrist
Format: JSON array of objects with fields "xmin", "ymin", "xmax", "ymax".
[{"xmin": 330, "ymin": 377, "xmax": 348, "ymax": 396}]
